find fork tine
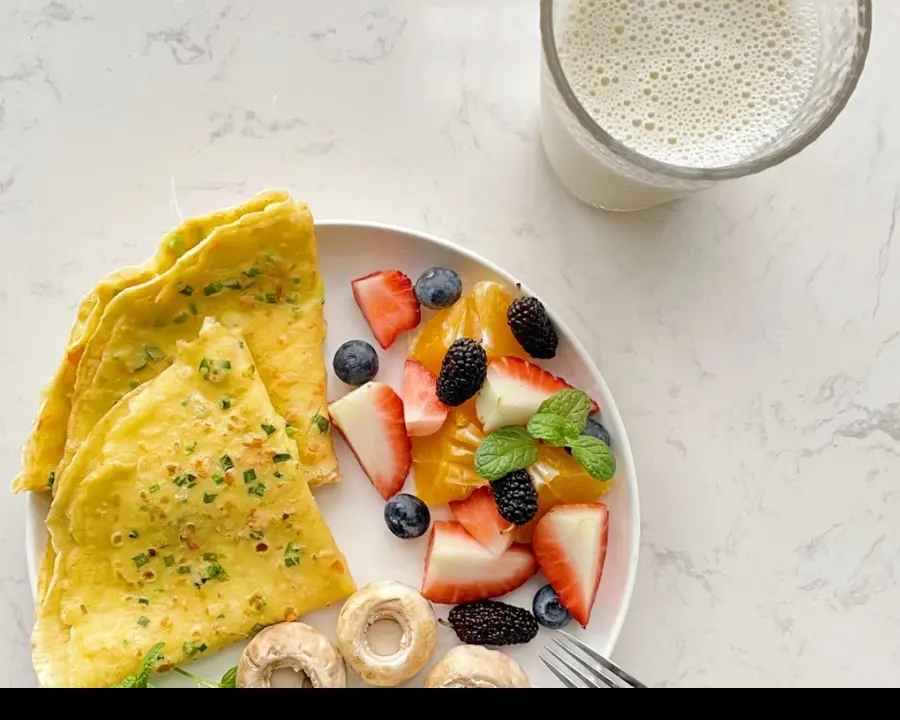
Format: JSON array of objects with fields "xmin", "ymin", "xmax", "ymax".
[
  {"xmin": 545, "ymin": 645, "xmax": 611, "ymax": 688},
  {"xmin": 551, "ymin": 636, "xmax": 622, "ymax": 688},
  {"xmin": 540, "ymin": 654, "xmax": 580, "ymax": 688},
  {"xmin": 557, "ymin": 630, "xmax": 647, "ymax": 688}
]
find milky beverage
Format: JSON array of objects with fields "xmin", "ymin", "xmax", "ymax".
[{"xmin": 541, "ymin": 0, "xmax": 821, "ymax": 209}]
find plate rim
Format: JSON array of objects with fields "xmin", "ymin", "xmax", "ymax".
[{"xmin": 24, "ymin": 218, "xmax": 640, "ymax": 660}]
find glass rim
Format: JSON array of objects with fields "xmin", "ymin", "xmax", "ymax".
[{"xmin": 540, "ymin": 0, "xmax": 873, "ymax": 182}]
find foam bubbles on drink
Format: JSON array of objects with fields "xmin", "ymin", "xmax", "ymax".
[{"xmin": 558, "ymin": 0, "xmax": 820, "ymax": 168}]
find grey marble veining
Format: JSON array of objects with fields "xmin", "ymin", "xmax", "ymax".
[{"xmin": 1, "ymin": 0, "xmax": 899, "ymax": 688}]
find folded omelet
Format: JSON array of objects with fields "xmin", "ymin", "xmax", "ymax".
[
  {"xmin": 59, "ymin": 196, "xmax": 339, "ymax": 489},
  {"xmin": 12, "ymin": 189, "xmax": 291, "ymax": 494},
  {"xmin": 34, "ymin": 319, "xmax": 356, "ymax": 688}
]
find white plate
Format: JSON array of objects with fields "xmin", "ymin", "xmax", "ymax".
[{"xmin": 25, "ymin": 220, "xmax": 640, "ymax": 688}]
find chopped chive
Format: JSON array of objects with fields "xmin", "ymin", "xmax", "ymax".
[
  {"xmin": 273, "ymin": 471, "xmax": 283, "ymax": 479},
  {"xmin": 137, "ymin": 597, "xmax": 149, "ymax": 606},
  {"xmin": 134, "ymin": 355, "xmax": 149, "ymax": 371},
  {"xmin": 253, "ymin": 293, "xmax": 266, "ymax": 302},
  {"xmin": 47, "ymin": 471, "xmax": 55, "ymax": 489},
  {"xmin": 206, "ymin": 562, "xmax": 228, "ymax": 581},
  {"xmin": 137, "ymin": 616, "xmax": 150, "ymax": 628},
  {"xmin": 272, "ymin": 453, "xmax": 292, "ymax": 464},
  {"xmin": 284, "ymin": 542, "xmax": 301, "ymax": 567},
  {"xmin": 163, "ymin": 556, "xmax": 175, "ymax": 567},
  {"xmin": 173, "ymin": 473, "xmax": 197, "ymax": 488},
  {"xmin": 199, "ymin": 357, "xmax": 211, "ymax": 379},
  {"xmin": 250, "ymin": 623, "xmax": 266, "ymax": 636},
  {"xmin": 243, "ymin": 268, "xmax": 262, "ymax": 278},
  {"xmin": 185, "ymin": 441, "xmax": 197, "ymax": 454},
  {"xmin": 292, "ymin": 277, "xmax": 301, "ymax": 285},
  {"xmin": 212, "ymin": 471, "xmax": 225, "ymax": 486},
  {"xmin": 220, "ymin": 397, "xmax": 232, "ymax": 411},
  {"xmin": 202, "ymin": 552, "xmax": 218, "ymax": 562},
  {"xmin": 312, "ymin": 414, "xmax": 330, "ymax": 434},
  {"xmin": 220, "ymin": 455, "xmax": 234, "ymax": 471},
  {"xmin": 264, "ymin": 292, "xmax": 278, "ymax": 304},
  {"xmin": 128, "ymin": 380, "xmax": 140, "ymax": 390},
  {"xmin": 261, "ymin": 423, "xmax": 276, "ymax": 436},
  {"xmin": 148, "ymin": 484, "xmax": 160, "ymax": 494},
  {"xmin": 80, "ymin": 604, "xmax": 88, "ymax": 614},
  {"xmin": 220, "ymin": 360, "xmax": 232, "ymax": 371},
  {"xmin": 145, "ymin": 347, "xmax": 165, "ymax": 362},
  {"xmin": 286, "ymin": 295, "xmax": 300, "ymax": 306},
  {"xmin": 173, "ymin": 312, "xmax": 190, "ymax": 325},
  {"xmin": 249, "ymin": 530, "xmax": 264, "ymax": 540},
  {"xmin": 179, "ymin": 285, "xmax": 195, "ymax": 297},
  {"xmin": 132, "ymin": 554, "xmax": 149, "ymax": 569},
  {"xmin": 170, "ymin": 235, "xmax": 186, "ymax": 256},
  {"xmin": 128, "ymin": 530, "xmax": 139, "ymax": 539},
  {"xmin": 189, "ymin": 301, "xmax": 199, "ymax": 316},
  {"xmin": 178, "ymin": 565, "xmax": 191, "ymax": 574},
  {"xmin": 204, "ymin": 282, "xmax": 223, "ymax": 296},
  {"xmin": 183, "ymin": 641, "xmax": 208, "ymax": 657},
  {"xmin": 249, "ymin": 483, "xmax": 266, "ymax": 497},
  {"xmin": 222, "ymin": 278, "xmax": 242, "ymax": 291},
  {"xmin": 202, "ymin": 492, "xmax": 217, "ymax": 504},
  {"xmin": 243, "ymin": 469, "xmax": 257, "ymax": 485},
  {"xmin": 285, "ymin": 424, "xmax": 297, "ymax": 438}
]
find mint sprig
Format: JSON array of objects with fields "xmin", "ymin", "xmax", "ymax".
[
  {"xmin": 474, "ymin": 388, "xmax": 617, "ymax": 482},
  {"xmin": 111, "ymin": 642, "xmax": 165, "ymax": 688},
  {"xmin": 473, "ymin": 426, "xmax": 540, "ymax": 481}
]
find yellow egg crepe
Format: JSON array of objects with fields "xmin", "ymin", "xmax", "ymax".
[
  {"xmin": 33, "ymin": 319, "xmax": 356, "ymax": 688},
  {"xmin": 60, "ymin": 196, "xmax": 338, "ymax": 489},
  {"xmin": 12, "ymin": 189, "xmax": 291, "ymax": 494}
]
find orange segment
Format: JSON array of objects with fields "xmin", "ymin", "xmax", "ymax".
[
  {"xmin": 412, "ymin": 401, "xmax": 486, "ymax": 505},
  {"xmin": 409, "ymin": 280, "xmax": 529, "ymax": 506},
  {"xmin": 513, "ymin": 445, "xmax": 614, "ymax": 543}
]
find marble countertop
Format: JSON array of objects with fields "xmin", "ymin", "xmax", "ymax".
[{"xmin": 2, "ymin": 0, "xmax": 899, "ymax": 688}]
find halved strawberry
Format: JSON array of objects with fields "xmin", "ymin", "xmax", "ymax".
[
  {"xmin": 329, "ymin": 382, "xmax": 411, "ymax": 500},
  {"xmin": 421, "ymin": 521, "xmax": 537, "ymax": 604},
  {"xmin": 448, "ymin": 487, "xmax": 513, "ymax": 556},
  {"xmin": 475, "ymin": 356, "xmax": 600, "ymax": 432},
  {"xmin": 532, "ymin": 503, "xmax": 609, "ymax": 628},
  {"xmin": 351, "ymin": 270, "xmax": 421, "ymax": 349},
  {"xmin": 402, "ymin": 360, "xmax": 449, "ymax": 437}
]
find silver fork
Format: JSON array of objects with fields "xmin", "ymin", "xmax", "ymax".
[{"xmin": 541, "ymin": 630, "xmax": 647, "ymax": 688}]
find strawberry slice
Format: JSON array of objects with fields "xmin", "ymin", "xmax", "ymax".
[
  {"xmin": 532, "ymin": 503, "xmax": 609, "ymax": 628},
  {"xmin": 448, "ymin": 487, "xmax": 514, "ymax": 557},
  {"xmin": 421, "ymin": 520, "xmax": 537, "ymax": 604},
  {"xmin": 402, "ymin": 360, "xmax": 449, "ymax": 437},
  {"xmin": 329, "ymin": 382, "xmax": 411, "ymax": 500},
  {"xmin": 351, "ymin": 270, "xmax": 421, "ymax": 349},
  {"xmin": 475, "ymin": 356, "xmax": 600, "ymax": 433}
]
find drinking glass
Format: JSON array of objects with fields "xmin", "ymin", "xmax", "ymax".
[{"xmin": 539, "ymin": 0, "xmax": 872, "ymax": 211}]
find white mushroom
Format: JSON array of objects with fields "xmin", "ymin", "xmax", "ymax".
[
  {"xmin": 424, "ymin": 645, "xmax": 531, "ymax": 688},
  {"xmin": 237, "ymin": 622, "xmax": 346, "ymax": 688},
  {"xmin": 336, "ymin": 580, "xmax": 438, "ymax": 687}
]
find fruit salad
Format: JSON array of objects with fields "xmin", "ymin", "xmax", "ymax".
[{"xmin": 329, "ymin": 264, "xmax": 618, "ymax": 643}]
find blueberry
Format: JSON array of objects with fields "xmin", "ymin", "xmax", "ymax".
[
  {"xmin": 384, "ymin": 493, "xmax": 431, "ymax": 539},
  {"xmin": 333, "ymin": 340, "xmax": 379, "ymax": 386},
  {"xmin": 566, "ymin": 417, "xmax": 611, "ymax": 455},
  {"xmin": 532, "ymin": 584, "xmax": 572, "ymax": 629},
  {"xmin": 415, "ymin": 267, "xmax": 463, "ymax": 310}
]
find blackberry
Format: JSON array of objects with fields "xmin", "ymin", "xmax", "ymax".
[
  {"xmin": 442, "ymin": 600, "xmax": 539, "ymax": 646},
  {"xmin": 507, "ymin": 296, "xmax": 558, "ymax": 360},
  {"xmin": 436, "ymin": 338, "xmax": 487, "ymax": 406},
  {"xmin": 490, "ymin": 469, "xmax": 538, "ymax": 525}
]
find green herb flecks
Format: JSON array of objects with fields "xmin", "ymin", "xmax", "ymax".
[
  {"xmin": 220, "ymin": 397, "xmax": 232, "ymax": 411},
  {"xmin": 173, "ymin": 312, "xmax": 190, "ymax": 325},
  {"xmin": 179, "ymin": 285, "xmax": 195, "ymax": 297},
  {"xmin": 284, "ymin": 542, "xmax": 301, "ymax": 567},
  {"xmin": 311, "ymin": 413, "xmax": 330, "ymax": 434},
  {"xmin": 243, "ymin": 267, "xmax": 262, "ymax": 278},
  {"xmin": 248, "ymin": 482, "xmax": 266, "ymax": 497},
  {"xmin": 170, "ymin": 235, "xmax": 186, "ymax": 256},
  {"xmin": 199, "ymin": 357, "xmax": 212, "ymax": 379},
  {"xmin": 264, "ymin": 292, "xmax": 278, "ymax": 304},
  {"xmin": 173, "ymin": 665, "xmax": 237, "ymax": 689},
  {"xmin": 204, "ymin": 282, "xmax": 223, "ymax": 297},
  {"xmin": 285, "ymin": 424, "xmax": 297, "ymax": 438},
  {"xmin": 272, "ymin": 453, "xmax": 292, "ymax": 464},
  {"xmin": 148, "ymin": 484, "xmax": 160, "ymax": 494},
  {"xmin": 132, "ymin": 553, "xmax": 150, "ymax": 569},
  {"xmin": 205, "ymin": 562, "xmax": 228, "ymax": 582},
  {"xmin": 182, "ymin": 641, "xmax": 208, "ymax": 658},
  {"xmin": 110, "ymin": 642, "xmax": 165, "ymax": 688},
  {"xmin": 128, "ymin": 530, "xmax": 139, "ymax": 539},
  {"xmin": 261, "ymin": 423, "xmax": 276, "ymax": 436},
  {"xmin": 173, "ymin": 473, "xmax": 197, "ymax": 489},
  {"xmin": 222, "ymin": 278, "xmax": 242, "ymax": 291},
  {"xmin": 47, "ymin": 471, "xmax": 55, "ymax": 489},
  {"xmin": 292, "ymin": 277, "xmax": 301, "ymax": 286},
  {"xmin": 202, "ymin": 492, "xmax": 217, "ymax": 504},
  {"xmin": 212, "ymin": 471, "xmax": 225, "ymax": 486},
  {"xmin": 178, "ymin": 565, "xmax": 192, "ymax": 574},
  {"xmin": 220, "ymin": 455, "xmax": 234, "ymax": 471},
  {"xmin": 163, "ymin": 555, "xmax": 175, "ymax": 568},
  {"xmin": 243, "ymin": 469, "xmax": 257, "ymax": 485},
  {"xmin": 249, "ymin": 530, "xmax": 264, "ymax": 540},
  {"xmin": 137, "ymin": 616, "xmax": 150, "ymax": 628},
  {"xmin": 185, "ymin": 441, "xmax": 197, "ymax": 454}
]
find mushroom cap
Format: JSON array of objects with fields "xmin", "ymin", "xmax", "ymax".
[
  {"xmin": 336, "ymin": 580, "xmax": 438, "ymax": 687},
  {"xmin": 424, "ymin": 645, "xmax": 531, "ymax": 688},
  {"xmin": 237, "ymin": 622, "xmax": 346, "ymax": 688}
]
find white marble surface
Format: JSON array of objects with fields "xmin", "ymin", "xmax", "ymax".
[{"xmin": 1, "ymin": 0, "xmax": 898, "ymax": 688}]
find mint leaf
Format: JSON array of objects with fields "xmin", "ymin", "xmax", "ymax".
[
  {"xmin": 527, "ymin": 413, "xmax": 580, "ymax": 447},
  {"xmin": 474, "ymin": 427, "xmax": 539, "ymax": 481},
  {"xmin": 220, "ymin": 666, "xmax": 238, "ymax": 688},
  {"xmin": 569, "ymin": 435, "xmax": 616, "ymax": 480},
  {"xmin": 536, "ymin": 389, "xmax": 591, "ymax": 431}
]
